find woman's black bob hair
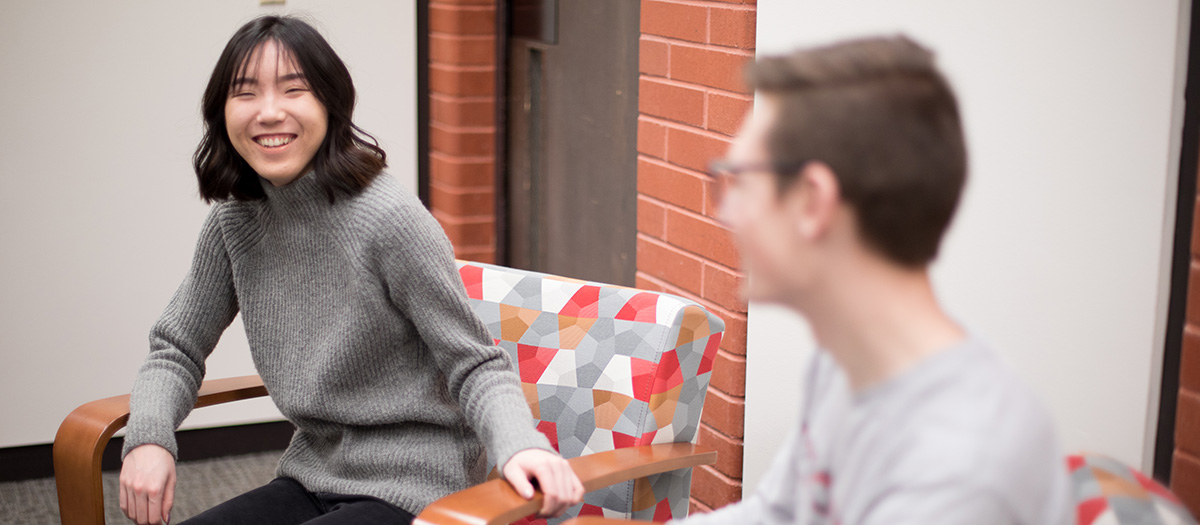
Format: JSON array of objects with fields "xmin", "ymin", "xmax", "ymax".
[{"xmin": 193, "ymin": 15, "xmax": 386, "ymax": 203}]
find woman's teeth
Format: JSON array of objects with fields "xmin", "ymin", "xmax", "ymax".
[{"xmin": 256, "ymin": 136, "xmax": 294, "ymax": 147}]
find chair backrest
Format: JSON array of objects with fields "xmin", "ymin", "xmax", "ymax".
[
  {"xmin": 1067, "ymin": 453, "xmax": 1197, "ymax": 524},
  {"xmin": 457, "ymin": 261, "xmax": 725, "ymax": 523}
]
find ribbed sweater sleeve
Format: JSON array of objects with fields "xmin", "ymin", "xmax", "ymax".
[
  {"xmin": 122, "ymin": 206, "xmax": 239, "ymax": 459},
  {"xmin": 373, "ymin": 194, "xmax": 554, "ymax": 472}
]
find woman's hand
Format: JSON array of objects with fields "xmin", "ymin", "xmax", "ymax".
[
  {"xmin": 119, "ymin": 444, "xmax": 177, "ymax": 524},
  {"xmin": 502, "ymin": 448, "xmax": 585, "ymax": 517}
]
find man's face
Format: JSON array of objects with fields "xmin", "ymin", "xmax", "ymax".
[{"xmin": 718, "ymin": 98, "xmax": 809, "ymax": 303}]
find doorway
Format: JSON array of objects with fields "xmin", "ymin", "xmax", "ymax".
[{"xmin": 502, "ymin": 0, "xmax": 639, "ymax": 286}]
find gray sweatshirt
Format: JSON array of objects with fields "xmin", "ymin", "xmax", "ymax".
[
  {"xmin": 122, "ymin": 172, "xmax": 552, "ymax": 515},
  {"xmin": 678, "ymin": 338, "xmax": 1072, "ymax": 524}
]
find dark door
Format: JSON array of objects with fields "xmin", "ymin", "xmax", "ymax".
[{"xmin": 504, "ymin": 0, "xmax": 639, "ymax": 286}]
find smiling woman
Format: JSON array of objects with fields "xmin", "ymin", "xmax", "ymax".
[{"xmin": 117, "ymin": 15, "xmax": 582, "ymax": 525}]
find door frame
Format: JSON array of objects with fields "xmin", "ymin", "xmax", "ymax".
[{"xmin": 1154, "ymin": 0, "xmax": 1200, "ymax": 484}]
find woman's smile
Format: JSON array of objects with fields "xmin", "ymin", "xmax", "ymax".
[{"xmin": 255, "ymin": 134, "xmax": 297, "ymax": 148}]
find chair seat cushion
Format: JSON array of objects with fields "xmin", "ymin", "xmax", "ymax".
[{"xmin": 1068, "ymin": 453, "xmax": 1196, "ymax": 524}]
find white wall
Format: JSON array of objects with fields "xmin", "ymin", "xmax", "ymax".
[
  {"xmin": 0, "ymin": 0, "xmax": 416, "ymax": 448},
  {"xmin": 745, "ymin": 0, "xmax": 1190, "ymax": 493}
]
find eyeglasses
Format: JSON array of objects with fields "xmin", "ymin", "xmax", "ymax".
[{"xmin": 705, "ymin": 159, "xmax": 809, "ymax": 209}]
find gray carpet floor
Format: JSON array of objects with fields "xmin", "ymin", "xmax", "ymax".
[{"xmin": 0, "ymin": 450, "xmax": 283, "ymax": 525}]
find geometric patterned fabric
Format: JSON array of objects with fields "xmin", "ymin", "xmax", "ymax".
[
  {"xmin": 1068, "ymin": 453, "xmax": 1197, "ymax": 525},
  {"xmin": 457, "ymin": 261, "xmax": 726, "ymax": 524}
]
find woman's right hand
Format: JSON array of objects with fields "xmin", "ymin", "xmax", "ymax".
[{"xmin": 119, "ymin": 444, "xmax": 177, "ymax": 524}]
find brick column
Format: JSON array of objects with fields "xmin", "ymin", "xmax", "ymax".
[
  {"xmin": 428, "ymin": 0, "xmax": 500, "ymax": 263},
  {"xmin": 635, "ymin": 0, "xmax": 756, "ymax": 513},
  {"xmin": 1174, "ymin": 181, "xmax": 1200, "ymax": 515}
]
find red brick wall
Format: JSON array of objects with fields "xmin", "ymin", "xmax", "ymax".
[
  {"xmin": 428, "ymin": 0, "xmax": 500, "ymax": 263},
  {"xmin": 1174, "ymin": 185, "xmax": 1200, "ymax": 515},
  {"xmin": 636, "ymin": 0, "xmax": 756, "ymax": 513}
]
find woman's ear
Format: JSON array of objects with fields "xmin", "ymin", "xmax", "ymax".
[{"xmin": 784, "ymin": 161, "xmax": 842, "ymax": 240}]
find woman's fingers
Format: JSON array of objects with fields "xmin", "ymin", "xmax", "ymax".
[
  {"xmin": 551, "ymin": 461, "xmax": 575, "ymax": 513},
  {"xmin": 507, "ymin": 467, "xmax": 536, "ymax": 499},
  {"xmin": 503, "ymin": 448, "xmax": 584, "ymax": 517},
  {"xmin": 119, "ymin": 479, "xmax": 128, "ymax": 518},
  {"xmin": 534, "ymin": 460, "xmax": 578, "ymax": 516},
  {"xmin": 119, "ymin": 444, "xmax": 177, "ymax": 524},
  {"xmin": 162, "ymin": 471, "xmax": 175, "ymax": 524},
  {"xmin": 134, "ymin": 486, "xmax": 149, "ymax": 524}
]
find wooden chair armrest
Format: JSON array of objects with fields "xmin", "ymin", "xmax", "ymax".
[
  {"xmin": 414, "ymin": 443, "xmax": 717, "ymax": 525},
  {"xmin": 54, "ymin": 375, "xmax": 268, "ymax": 525}
]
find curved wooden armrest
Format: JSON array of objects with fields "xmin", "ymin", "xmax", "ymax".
[
  {"xmin": 414, "ymin": 443, "xmax": 717, "ymax": 525},
  {"xmin": 54, "ymin": 375, "xmax": 268, "ymax": 525}
]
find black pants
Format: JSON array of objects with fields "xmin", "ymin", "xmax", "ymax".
[{"xmin": 180, "ymin": 477, "xmax": 416, "ymax": 525}]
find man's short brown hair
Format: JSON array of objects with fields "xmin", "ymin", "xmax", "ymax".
[{"xmin": 750, "ymin": 35, "xmax": 967, "ymax": 267}]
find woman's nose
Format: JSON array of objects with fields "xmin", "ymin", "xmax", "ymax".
[{"xmin": 255, "ymin": 96, "xmax": 286, "ymax": 125}]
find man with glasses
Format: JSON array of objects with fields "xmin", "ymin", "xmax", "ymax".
[{"xmin": 682, "ymin": 36, "xmax": 1071, "ymax": 524}]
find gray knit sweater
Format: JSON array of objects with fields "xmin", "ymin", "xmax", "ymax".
[{"xmin": 122, "ymin": 172, "xmax": 552, "ymax": 514}]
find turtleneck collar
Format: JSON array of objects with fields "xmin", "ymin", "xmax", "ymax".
[{"xmin": 259, "ymin": 170, "xmax": 329, "ymax": 212}]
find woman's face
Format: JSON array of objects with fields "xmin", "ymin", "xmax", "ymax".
[{"xmin": 225, "ymin": 40, "xmax": 328, "ymax": 187}]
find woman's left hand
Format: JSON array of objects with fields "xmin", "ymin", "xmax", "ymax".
[{"xmin": 502, "ymin": 448, "xmax": 585, "ymax": 517}]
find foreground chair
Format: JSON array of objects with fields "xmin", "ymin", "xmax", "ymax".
[
  {"xmin": 1068, "ymin": 453, "xmax": 1196, "ymax": 525},
  {"xmin": 55, "ymin": 261, "xmax": 725, "ymax": 525}
]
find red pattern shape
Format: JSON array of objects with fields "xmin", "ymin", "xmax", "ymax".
[
  {"xmin": 651, "ymin": 350, "xmax": 684, "ymax": 394},
  {"xmin": 537, "ymin": 420, "xmax": 559, "ymax": 452},
  {"xmin": 578, "ymin": 504, "xmax": 605, "ymax": 516},
  {"xmin": 1066, "ymin": 455, "xmax": 1086, "ymax": 472},
  {"xmin": 560, "ymin": 285, "xmax": 601, "ymax": 318},
  {"xmin": 631, "ymin": 357, "xmax": 656, "ymax": 400},
  {"xmin": 613, "ymin": 431, "xmax": 636, "ymax": 449},
  {"xmin": 1077, "ymin": 497, "xmax": 1107, "ymax": 524},
  {"xmin": 637, "ymin": 429, "xmax": 658, "ymax": 446},
  {"xmin": 616, "ymin": 292, "xmax": 659, "ymax": 322},
  {"xmin": 699, "ymin": 334, "xmax": 719, "ymax": 375},
  {"xmin": 653, "ymin": 499, "xmax": 673, "ymax": 521},
  {"xmin": 518, "ymin": 344, "xmax": 557, "ymax": 384},
  {"xmin": 459, "ymin": 264, "xmax": 484, "ymax": 299}
]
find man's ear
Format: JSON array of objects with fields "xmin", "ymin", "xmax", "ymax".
[{"xmin": 784, "ymin": 161, "xmax": 842, "ymax": 240}]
